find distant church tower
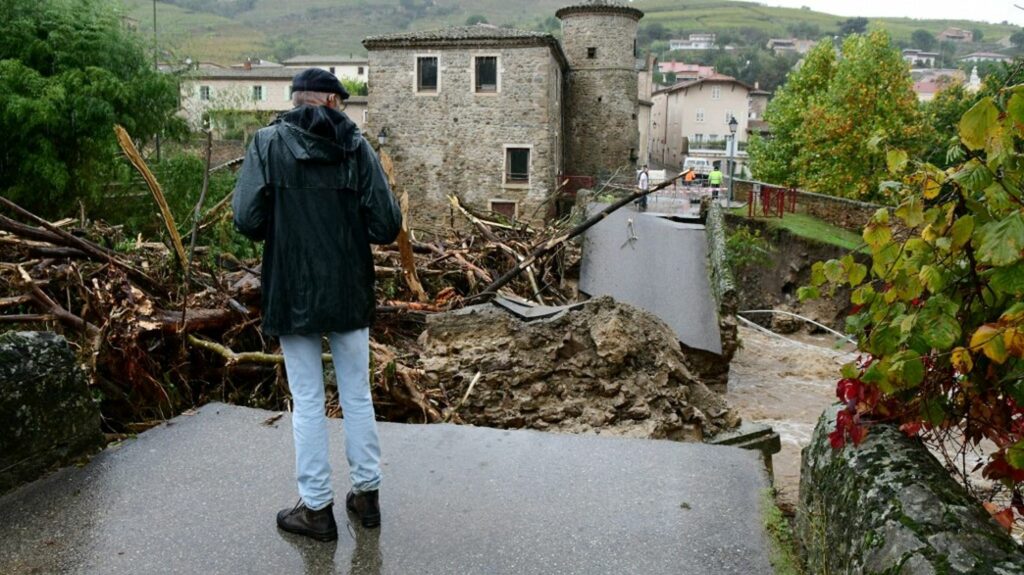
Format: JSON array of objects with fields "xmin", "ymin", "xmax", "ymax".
[{"xmin": 557, "ymin": 0, "xmax": 644, "ymax": 177}]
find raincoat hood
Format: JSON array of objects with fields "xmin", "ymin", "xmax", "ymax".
[{"xmin": 275, "ymin": 105, "xmax": 361, "ymax": 162}]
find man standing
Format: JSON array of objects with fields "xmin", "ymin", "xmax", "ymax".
[
  {"xmin": 708, "ymin": 165, "xmax": 724, "ymax": 189},
  {"xmin": 233, "ymin": 68, "xmax": 402, "ymax": 539},
  {"xmin": 636, "ymin": 165, "xmax": 650, "ymax": 211}
]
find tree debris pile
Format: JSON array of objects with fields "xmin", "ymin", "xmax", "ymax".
[
  {"xmin": 0, "ymin": 194, "xmax": 580, "ymax": 430},
  {"xmin": 419, "ymin": 297, "xmax": 739, "ymax": 440},
  {"xmin": 0, "ymin": 167, "xmax": 729, "ymax": 440}
]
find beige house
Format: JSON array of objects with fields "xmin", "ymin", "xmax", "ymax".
[
  {"xmin": 650, "ymin": 74, "xmax": 751, "ymax": 170},
  {"xmin": 281, "ymin": 55, "xmax": 369, "ymax": 83},
  {"xmin": 179, "ymin": 64, "xmax": 367, "ymax": 135}
]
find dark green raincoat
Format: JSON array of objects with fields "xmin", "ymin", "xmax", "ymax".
[{"xmin": 232, "ymin": 105, "xmax": 402, "ymax": 336}]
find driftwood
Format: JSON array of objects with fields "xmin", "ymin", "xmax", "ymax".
[
  {"xmin": 379, "ymin": 150, "xmax": 428, "ymax": 303},
  {"xmin": 114, "ymin": 125, "xmax": 188, "ymax": 267},
  {"xmin": 471, "ymin": 171, "xmax": 685, "ymax": 301}
]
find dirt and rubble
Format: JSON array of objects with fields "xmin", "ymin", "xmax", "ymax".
[{"xmin": 420, "ymin": 297, "xmax": 738, "ymax": 440}]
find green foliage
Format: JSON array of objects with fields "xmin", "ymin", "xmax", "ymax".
[
  {"xmin": 1012, "ymin": 30, "xmax": 1024, "ymax": 50},
  {"xmin": 837, "ymin": 17, "xmax": 868, "ymax": 36},
  {"xmin": 0, "ymin": 0, "xmax": 182, "ymax": 219},
  {"xmin": 725, "ymin": 225, "xmax": 773, "ymax": 271},
  {"xmin": 749, "ymin": 40, "xmax": 836, "ymax": 187},
  {"xmin": 342, "ymin": 79, "xmax": 368, "ymax": 97},
  {"xmin": 809, "ymin": 86, "xmax": 1024, "ymax": 512},
  {"xmin": 465, "ymin": 14, "xmax": 488, "ymax": 26},
  {"xmin": 751, "ymin": 32, "xmax": 922, "ymax": 201},
  {"xmin": 910, "ymin": 29, "xmax": 936, "ymax": 51}
]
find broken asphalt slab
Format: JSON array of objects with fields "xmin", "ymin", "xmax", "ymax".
[
  {"xmin": 0, "ymin": 403, "xmax": 772, "ymax": 574},
  {"xmin": 580, "ymin": 201, "xmax": 723, "ymax": 354}
]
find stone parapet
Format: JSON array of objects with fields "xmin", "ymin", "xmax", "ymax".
[
  {"xmin": 0, "ymin": 331, "xmax": 102, "ymax": 494},
  {"xmin": 798, "ymin": 405, "xmax": 1024, "ymax": 574},
  {"xmin": 731, "ymin": 177, "xmax": 883, "ymax": 232}
]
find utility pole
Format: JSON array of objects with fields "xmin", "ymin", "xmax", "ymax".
[{"xmin": 153, "ymin": 0, "xmax": 162, "ymax": 162}]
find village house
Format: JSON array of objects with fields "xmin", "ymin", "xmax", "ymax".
[
  {"xmin": 281, "ymin": 55, "xmax": 369, "ymax": 83},
  {"xmin": 938, "ymin": 27, "xmax": 973, "ymax": 43},
  {"xmin": 637, "ymin": 53, "xmax": 657, "ymax": 168},
  {"xmin": 902, "ymin": 49, "xmax": 939, "ymax": 68},
  {"xmin": 960, "ymin": 52, "xmax": 1012, "ymax": 64},
  {"xmin": 649, "ymin": 74, "xmax": 752, "ymax": 170},
  {"xmin": 766, "ymin": 38, "xmax": 817, "ymax": 55},
  {"xmin": 363, "ymin": 1, "xmax": 644, "ymax": 229},
  {"xmin": 657, "ymin": 60, "xmax": 715, "ymax": 83},
  {"xmin": 178, "ymin": 63, "xmax": 368, "ymax": 134},
  {"xmin": 669, "ymin": 33, "xmax": 717, "ymax": 51}
]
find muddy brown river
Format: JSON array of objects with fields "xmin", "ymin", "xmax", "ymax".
[{"xmin": 725, "ymin": 325, "xmax": 856, "ymax": 511}]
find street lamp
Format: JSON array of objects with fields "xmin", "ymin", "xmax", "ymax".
[
  {"xmin": 727, "ymin": 115, "xmax": 739, "ymax": 207},
  {"xmin": 377, "ymin": 127, "xmax": 389, "ymax": 148}
]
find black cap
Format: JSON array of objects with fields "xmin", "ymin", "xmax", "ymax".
[{"xmin": 291, "ymin": 68, "xmax": 350, "ymax": 100}]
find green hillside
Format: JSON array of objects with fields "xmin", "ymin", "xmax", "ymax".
[{"xmin": 122, "ymin": 0, "xmax": 1019, "ymax": 64}]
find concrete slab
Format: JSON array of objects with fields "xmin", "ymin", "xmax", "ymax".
[
  {"xmin": 580, "ymin": 202, "xmax": 723, "ymax": 354},
  {"xmin": 0, "ymin": 403, "xmax": 772, "ymax": 575}
]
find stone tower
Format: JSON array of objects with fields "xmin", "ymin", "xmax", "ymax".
[{"xmin": 557, "ymin": 0, "xmax": 643, "ymax": 177}]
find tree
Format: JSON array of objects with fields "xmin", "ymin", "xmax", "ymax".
[
  {"xmin": 837, "ymin": 17, "xmax": 868, "ymax": 36},
  {"xmin": 797, "ymin": 32, "xmax": 922, "ymax": 199},
  {"xmin": 0, "ymin": 0, "xmax": 181, "ymax": 218},
  {"xmin": 465, "ymin": 14, "xmax": 488, "ymax": 26},
  {"xmin": 971, "ymin": 28, "xmax": 984, "ymax": 43},
  {"xmin": 750, "ymin": 32, "xmax": 921, "ymax": 200},
  {"xmin": 911, "ymin": 29, "xmax": 936, "ymax": 51},
  {"xmin": 748, "ymin": 40, "xmax": 837, "ymax": 187},
  {"xmin": 787, "ymin": 21, "xmax": 821, "ymax": 40},
  {"xmin": 1011, "ymin": 29, "xmax": 1024, "ymax": 50}
]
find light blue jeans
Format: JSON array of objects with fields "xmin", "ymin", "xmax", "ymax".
[{"xmin": 279, "ymin": 329, "xmax": 381, "ymax": 511}]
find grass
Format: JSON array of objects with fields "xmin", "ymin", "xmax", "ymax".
[
  {"xmin": 762, "ymin": 488, "xmax": 806, "ymax": 575},
  {"xmin": 732, "ymin": 208, "xmax": 866, "ymax": 253},
  {"xmin": 122, "ymin": 0, "xmax": 1020, "ymax": 64}
]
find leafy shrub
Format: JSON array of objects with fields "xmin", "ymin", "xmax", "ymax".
[{"xmin": 804, "ymin": 84, "xmax": 1024, "ymax": 517}]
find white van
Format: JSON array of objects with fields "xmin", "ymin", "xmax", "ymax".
[{"xmin": 682, "ymin": 157, "xmax": 713, "ymax": 176}]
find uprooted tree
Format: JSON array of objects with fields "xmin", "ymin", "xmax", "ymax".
[{"xmin": 804, "ymin": 79, "xmax": 1024, "ymax": 524}]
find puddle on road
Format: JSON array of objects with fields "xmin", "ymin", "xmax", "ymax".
[{"xmin": 725, "ymin": 326, "xmax": 856, "ymax": 511}]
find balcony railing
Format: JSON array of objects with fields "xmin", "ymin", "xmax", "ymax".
[{"xmin": 689, "ymin": 139, "xmax": 748, "ymax": 152}]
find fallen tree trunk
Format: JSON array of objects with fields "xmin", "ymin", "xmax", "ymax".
[{"xmin": 470, "ymin": 170, "xmax": 685, "ymax": 301}]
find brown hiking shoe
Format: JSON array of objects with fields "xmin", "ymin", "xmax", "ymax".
[
  {"xmin": 346, "ymin": 490, "xmax": 381, "ymax": 529},
  {"xmin": 276, "ymin": 500, "xmax": 338, "ymax": 541}
]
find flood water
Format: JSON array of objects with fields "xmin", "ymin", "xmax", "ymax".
[{"xmin": 725, "ymin": 325, "xmax": 856, "ymax": 511}]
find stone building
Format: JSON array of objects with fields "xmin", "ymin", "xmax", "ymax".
[
  {"xmin": 557, "ymin": 1, "xmax": 644, "ymax": 178},
  {"xmin": 363, "ymin": 0, "xmax": 644, "ymax": 230}
]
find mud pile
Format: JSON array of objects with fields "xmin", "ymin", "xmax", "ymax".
[{"xmin": 419, "ymin": 297, "xmax": 739, "ymax": 440}]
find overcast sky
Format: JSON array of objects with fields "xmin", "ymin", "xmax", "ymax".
[{"xmin": 752, "ymin": 0, "xmax": 1024, "ymax": 26}]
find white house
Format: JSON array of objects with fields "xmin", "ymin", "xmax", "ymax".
[
  {"xmin": 669, "ymin": 33, "xmax": 716, "ymax": 51},
  {"xmin": 960, "ymin": 52, "xmax": 1012, "ymax": 64},
  {"xmin": 281, "ymin": 55, "xmax": 369, "ymax": 83},
  {"xmin": 179, "ymin": 64, "xmax": 368, "ymax": 134},
  {"xmin": 902, "ymin": 49, "xmax": 938, "ymax": 68}
]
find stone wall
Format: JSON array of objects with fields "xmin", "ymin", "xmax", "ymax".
[
  {"xmin": 731, "ymin": 177, "xmax": 882, "ymax": 232},
  {"xmin": 366, "ymin": 45, "xmax": 563, "ymax": 232},
  {"xmin": 559, "ymin": 10, "xmax": 640, "ymax": 177},
  {"xmin": 798, "ymin": 406, "xmax": 1024, "ymax": 574},
  {"xmin": 689, "ymin": 202, "xmax": 739, "ymax": 391},
  {"xmin": 0, "ymin": 332, "xmax": 102, "ymax": 494}
]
